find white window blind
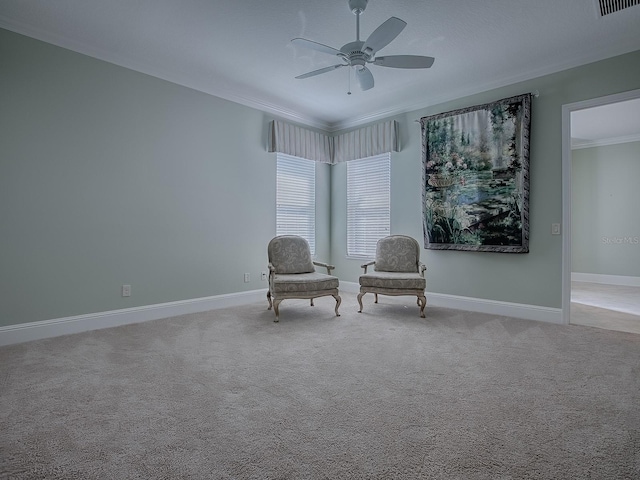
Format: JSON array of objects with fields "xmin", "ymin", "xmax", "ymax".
[
  {"xmin": 276, "ymin": 153, "xmax": 316, "ymax": 254},
  {"xmin": 347, "ymin": 153, "xmax": 390, "ymax": 258}
]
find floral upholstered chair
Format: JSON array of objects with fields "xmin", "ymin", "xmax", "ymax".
[
  {"xmin": 357, "ymin": 235, "xmax": 427, "ymax": 318},
  {"xmin": 267, "ymin": 235, "xmax": 341, "ymax": 322}
]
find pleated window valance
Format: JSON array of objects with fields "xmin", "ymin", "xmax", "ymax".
[
  {"xmin": 333, "ymin": 120, "xmax": 400, "ymax": 163},
  {"xmin": 268, "ymin": 120, "xmax": 399, "ymax": 164},
  {"xmin": 268, "ymin": 121, "xmax": 333, "ymax": 164}
]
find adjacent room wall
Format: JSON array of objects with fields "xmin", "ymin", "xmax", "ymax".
[
  {"xmin": 0, "ymin": 29, "xmax": 331, "ymax": 327},
  {"xmin": 331, "ymin": 50, "xmax": 640, "ymax": 309},
  {"xmin": 571, "ymin": 141, "xmax": 640, "ymax": 277}
]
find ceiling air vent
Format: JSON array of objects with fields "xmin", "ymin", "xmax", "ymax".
[{"xmin": 595, "ymin": 0, "xmax": 640, "ymax": 16}]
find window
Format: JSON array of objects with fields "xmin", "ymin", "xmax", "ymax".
[
  {"xmin": 347, "ymin": 153, "xmax": 390, "ymax": 258},
  {"xmin": 276, "ymin": 153, "xmax": 316, "ymax": 254}
]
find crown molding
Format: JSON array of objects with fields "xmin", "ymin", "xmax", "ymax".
[
  {"xmin": 0, "ymin": 19, "xmax": 332, "ymax": 131},
  {"xmin": 2, "ymin": 17, "xmax": 638, "ymax": 134},
  {"xmin": 328, "ymin": 44, "xmax": 640, "ymax": 131},
  {"xmin": 572, "ymin": 133, "xmax": 640, "ymax": 149}
]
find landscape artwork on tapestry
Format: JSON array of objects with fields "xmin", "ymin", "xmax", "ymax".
[{"xmin": 421, "ymin": 94, "xmax": 531, "ymax": 252}]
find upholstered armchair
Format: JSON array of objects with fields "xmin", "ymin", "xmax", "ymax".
[
  {"xmin": 267, "ymin": 235, "xmax": 341, "ymax": 322},
  {"xmin": 357, "ymin": 235, "xmax": 427, "ymax": 318}
]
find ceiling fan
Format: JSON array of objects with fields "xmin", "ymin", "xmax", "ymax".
[{"xmin": 291, "ymin": 0, "xmax": 435, "ymax": 92}]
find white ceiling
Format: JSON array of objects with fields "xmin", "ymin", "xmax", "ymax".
[
  {"xmin": 1, "ymin": 0, "xmax": 640, "ymax": 131},
  {"xmin": 572, "ymin": 98, "xmax": 640, "ymax": 147}
]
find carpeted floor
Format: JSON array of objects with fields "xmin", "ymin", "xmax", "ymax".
[{"xmin": 1, "ymin": 293, "xmax": 639, "ymax": 479}]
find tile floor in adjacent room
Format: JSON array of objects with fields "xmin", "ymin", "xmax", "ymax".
[{"xmin": 571, "ymin": 281, "xmax": 640, "ymax": 334}]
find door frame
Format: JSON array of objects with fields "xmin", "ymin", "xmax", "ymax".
[{"xmin": 561, "ymin": 88, "xmax": 640, "ymax": 324}]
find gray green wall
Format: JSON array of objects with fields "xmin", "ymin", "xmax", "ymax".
[
  {"xmin": 331, "ymin": 50, "xmax": 640, "ymax": 308},
  {"xmin": 0, "ymin": 29, "xmax": 331, "ymax": 327},
  {"xmin": 571, "ymin": 141, "xmax": 640, "ymax": 276},
  {"xmin": 2, "ymin": 26, "xmax": 640, "ymax": 328}
]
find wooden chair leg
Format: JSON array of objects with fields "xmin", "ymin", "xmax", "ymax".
[
  {"xmin": 273, "ymin": 299, "xmax": 282, "ymax": 322},
  {"xmin": 267, "ymin": 291, "xmax": 272, "ymax": 310},
  {"xmin": 418, "ymin": 294, "xmax": 426, "ymax": 318},
  {"xmin": 333, "ymin": 294, "xmax": 342, "ymax": 316},
  {"xmin": 357, "ymin": 292, "xmax": 365, "ymax": 313}
]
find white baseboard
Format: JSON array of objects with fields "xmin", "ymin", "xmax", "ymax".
[
  {"xmin": 425, "ymin": 292, "xmax": 563, "ymax": 324},
  {"xmin": 341, "ymin": 281, "xmax": 563, "ymax": 324},
  {"xmin": 0, "ymin": 289, "xmax": 268, "ymax": 347},
  {"xmin": 572, "ymin": 272, "xmax": 640, "ymax": 287},
  {"xmin": 0, "ymin": 283, "xmax": 565, "ymax": 347}
]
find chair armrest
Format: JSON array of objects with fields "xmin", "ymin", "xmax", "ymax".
[
  {"xmin": 267, "ymin": 263, "xmax": 276, "ymax": 290},
  {"xmin": 360, "ymin": 260, "xmax": 376, "ymax": 274},
  {"xmin": 419, "ymin": 262, "xmax": 427, "ymax": 277},
  {"xmin": 313, "ymin": 260, "xmax": 335, "ymax": 275}
]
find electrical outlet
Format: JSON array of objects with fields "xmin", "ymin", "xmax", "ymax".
[
  {"xmin": 122, "ymin": 284, "xmax": 131, "ymax": 297},
  {"xmin": 261, "ymin": 271, "xmax": 267, "ymax": 281},
  {"xmin": 551, "ymin": 223, "xmax": 561, "ymax": 235},
  {"xmin": 244, "ymin": 273, "xmax": 250, "ymax": 283}
]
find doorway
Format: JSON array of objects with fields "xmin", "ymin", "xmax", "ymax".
[{"xmin": 561, "ymin": 89, "xmax": 640, "ymax": 333}]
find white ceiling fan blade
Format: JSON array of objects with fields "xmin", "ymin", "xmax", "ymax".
[
  {"xmin": 356, "ymin": 66, "xmax": 374, "ymax": 91},
  {"xmin": 291, "ymin": 38, "xmax": 343, "ymax": 57},
  {"xmin": 362, "ymin": 17, "xmax": 407, "ymax": 55},
  {"xmin": 373, "ymin": 55, "xmax": 435, "ymax": 69},
  {"xmin": 295, "ymin": 64, "xmax": 345, "ymax": 79}
]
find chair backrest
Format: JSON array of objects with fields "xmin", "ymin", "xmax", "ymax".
[
  {"xmin": 268, "ymin": 235, "xmax": 315, "ymax": 274},
  {"xmin": 374, "ymin": 235, "xmax": 420, "ymax": 273}
]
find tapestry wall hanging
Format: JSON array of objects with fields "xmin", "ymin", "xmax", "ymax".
[{"xmin": 421, "ymin": 93, "xmax": 531, "ymax": 253}]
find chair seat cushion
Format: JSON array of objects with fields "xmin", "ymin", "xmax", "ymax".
[
  {"xmin": 273, "ymin": 272, "xmax": 339, "ymax": 294},
  {"xmin": 359, "ymin": 271, "xmax": 426, "ymax": 290}
]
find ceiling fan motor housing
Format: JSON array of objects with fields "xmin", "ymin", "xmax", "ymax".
[
  {"xmin": 348, "ymin": 0, "xmax": 368, "ymax": 14},
  {"xmin": 340, "ymin": 41, "xmax": 369, "ymax": 66}
]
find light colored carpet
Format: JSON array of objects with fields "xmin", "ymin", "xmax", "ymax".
[{"xmin": 1, "ymin": 294, "xmax": 639, "ymax": 479}]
